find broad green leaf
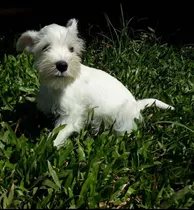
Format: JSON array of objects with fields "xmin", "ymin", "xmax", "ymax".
[
  {"xmin": 76, "ymin": 142, "xmax": 86, "ymax": 162},
  {"xmin": 6, "ymin": 183, "xmax": 15, "ymax": 207},
  {"xmin": 47, "ymin": 161, "xmax": 61, "ymax": 189},
  {"xmin": 42, "ymin": 179, "xmax": 59, "ymax": 191},
  {"xmin": 160, "ymin": 185, "xmax": 194, "ymax": 208}
]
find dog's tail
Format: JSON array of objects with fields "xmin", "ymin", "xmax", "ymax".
[{"xmin": 137, "ymin": 98, "xmax": 174, "ymax": 110}]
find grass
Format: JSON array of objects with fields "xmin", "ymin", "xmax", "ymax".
[{"xmin": 1, "ymin": 10, "xmax": 194, "ymax": 209}]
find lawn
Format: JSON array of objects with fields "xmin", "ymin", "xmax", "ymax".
[{"xmin": 0, "ymin": 13, "xmax": 194, "ymax": 209}]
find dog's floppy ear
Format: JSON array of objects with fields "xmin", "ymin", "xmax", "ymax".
[
  {"xmin": 16, "ymin": 30, "xmax": 39, "ymax": 53},
  {"xmin": 66, "ymin": 18, "xmax": 78, "ymax": 33}
]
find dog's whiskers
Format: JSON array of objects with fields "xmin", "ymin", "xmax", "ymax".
[{"xmin": 43, "ymin": 69, "xmax": 56, "ymax": 79}]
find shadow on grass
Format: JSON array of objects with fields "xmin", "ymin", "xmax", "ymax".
[{"xmin": 1, "ymin": 101, "xmax": 55, "ymax": 141}]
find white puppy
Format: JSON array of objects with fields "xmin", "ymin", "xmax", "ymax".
[{"xmin": 16, "ymin": 18, "xmax": 174, "ymax": 148}]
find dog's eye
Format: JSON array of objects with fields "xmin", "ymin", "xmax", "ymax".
[
  {"xmin": 69, "ymin": 47, "xmax": 74, "ymax": 52},
  {"xmin": 42, "ymin": 44, "xmax": 50, "ymax": 52}
]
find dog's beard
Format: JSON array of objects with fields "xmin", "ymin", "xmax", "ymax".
[{"xmin": 35, "ymin": 55, "xmax": 81, "ymax": 89}]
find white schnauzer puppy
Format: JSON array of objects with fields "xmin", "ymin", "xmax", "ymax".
[{"xmin": 16, "ymin": 18, "xmax": 174, "ymax": 149}]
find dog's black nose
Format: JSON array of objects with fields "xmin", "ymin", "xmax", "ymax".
[{"xmin": 56, "ymin": 61, "xmax": 68, "ymax": 73}]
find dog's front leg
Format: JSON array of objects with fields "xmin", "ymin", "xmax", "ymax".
[
  {"xmin": 53, "ymin": 115, "xmax": 84, "ymax": 149},
  {"xmin": 53, "ymin": 124, "xmax": 77, "ymax": 149}
]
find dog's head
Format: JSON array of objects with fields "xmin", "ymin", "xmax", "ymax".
[{"xmin": 16, "ymin": 19, "xmax": 85, "ymax": 89}]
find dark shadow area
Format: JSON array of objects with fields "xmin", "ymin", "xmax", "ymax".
[
  {"xmin": 1, "ymin": 101, "xmax": 55, "ymax": 141},
  {"xmin": 0, "ymin": 1, "xmax": 194, "ymax": 45}
]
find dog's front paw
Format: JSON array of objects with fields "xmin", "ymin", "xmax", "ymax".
[
  {"xmin": 53, "ymin": 135, "xmax": 66, "ymax": 150},
  {"xmin": 53, "ymin": 141, "xmax": 63, "ymax": 150},
  {"xmin": 169, "ymin": 105, "xmax": 175, "ymax": 110}
]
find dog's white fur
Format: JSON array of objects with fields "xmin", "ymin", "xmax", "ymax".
[{"xmin": 16, "ymin": 19, "xmax": 174, "ymax": 149}]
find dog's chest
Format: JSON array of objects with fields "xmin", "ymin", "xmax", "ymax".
[{"xmin": 37, "ymin": 85, "xmax": 74, "ymax": 116}]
